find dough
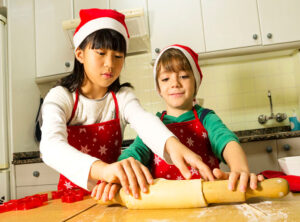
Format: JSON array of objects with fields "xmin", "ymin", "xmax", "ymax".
[{"xmin": 97, "ymin": 178, "xmax": 207, "ymax": 209}]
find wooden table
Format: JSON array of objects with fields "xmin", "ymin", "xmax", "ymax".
[{"xmin": 1, "ymin": 193, "xmax": 300, "ymax": 222}]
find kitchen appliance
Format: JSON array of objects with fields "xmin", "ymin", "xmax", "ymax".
[{"xmin": 0, "ymin": 14, "xmax": 10, "ymax": 204}]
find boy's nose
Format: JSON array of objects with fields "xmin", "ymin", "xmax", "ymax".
[{"xmin": 171, "ymin": 77, "xmax": 181, "ymax": 88}]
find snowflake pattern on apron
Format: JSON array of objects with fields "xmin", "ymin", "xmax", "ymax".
[{"xmin": 152, "ymin": 108, "xmax": 219, "ymax": 180}]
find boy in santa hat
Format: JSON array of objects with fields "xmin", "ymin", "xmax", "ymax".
[{"xmin": 114, "ymin": 44, "xmax": 264, "ymax": 195}]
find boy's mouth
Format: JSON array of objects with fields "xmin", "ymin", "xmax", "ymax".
[{"xmin": 169, "ymin": 92, "xmax": 184, "ymax": 97}]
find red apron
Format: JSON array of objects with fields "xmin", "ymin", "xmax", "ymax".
[
  {"xmin": 152, "ymin": 108, "xmax": 219, "ymax": 180},
  {"xmin": 57, "ymin": 90, "xmax": 122, "ymax": 191}
]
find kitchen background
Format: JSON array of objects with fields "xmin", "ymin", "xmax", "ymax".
[{"xmin": 1, "ymin": 0, "xmax": 300, "ymax": 201}]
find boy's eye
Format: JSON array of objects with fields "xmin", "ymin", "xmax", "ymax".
[
  {"xmin": 180, "ymin": 75, "xmax": 190, "ymax": 79},
  {"xmin": 161, "ymin": 78, "xmax": 169, "ymax": 82}
]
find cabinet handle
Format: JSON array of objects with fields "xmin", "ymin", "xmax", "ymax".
[
  {"xmin": 65, "ymin": 62, "xmax": 71, "ymax": 68},
  {"xmin": 283, "ymin": 144, "xmax": 290, "ymax": 151},
  {"xmin": 155, "ymin": 48, "xmax": 161, "ymax": 54},
  {"xmin": 267, "ymin": 33, "xmax": 272, "ymax": 39},
  {"xmin": 266, "ymin": 146, "xmax": 273, "ymax": 153},
  {"xmin": 252, "ymin": 34, "xmax": 258, "ymax": 40},
  {"xmin": 33, "ymin": 171, "xmax": 40, "ymax": 177}
]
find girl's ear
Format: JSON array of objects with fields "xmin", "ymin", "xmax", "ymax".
[{"xmin": 75, "ymin": 48, "xmax": 84, "ymax": 64}]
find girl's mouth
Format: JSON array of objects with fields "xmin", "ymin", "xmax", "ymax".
[{"xmin": 102, "ymin": 72, "xmax": 113, "ymax": 78}]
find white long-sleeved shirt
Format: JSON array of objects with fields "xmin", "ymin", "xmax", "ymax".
[{"xmin": 40, "ymin": 86, "xmax": 174, "ymax": 190}]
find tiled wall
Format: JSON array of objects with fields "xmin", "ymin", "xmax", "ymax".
[{"xmin": 121, "ymin": 51, "xmax": 300, "ymax": 140}]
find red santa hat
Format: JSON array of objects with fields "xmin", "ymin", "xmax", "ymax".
[
  {"xmin": 153, "ymin": 44, "xmax": 203, "ymax": 93},
  {"xmin": 73, "ymin": 8, "xmax": 130, "ymax": 50}
]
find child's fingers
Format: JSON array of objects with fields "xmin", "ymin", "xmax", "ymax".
[
  {"xmin": 173, "ymin": 156, "xmax": 192, "ymax": 179},
  {"xmin": 257, "ymin": 174, "xmax": 265, "ymax": 181},
  {"xmin": 102, "ymin": 183, "xmax": 112, "ymax": 202},
  {"xmin": 91, "ymin": 185, "xmax": 97, "ymax": 198},
  {"xmin": 109, "ymin": 184, "xmax": 120, "ymax": 200},
  {"xmin": 228, "ymin": 172, "xmax": 239, "ymax": 191},
  {"xmin": 95, "ymin": 182, "xmax": 107, "ymax": 200},
  {"xmin": 249, "ymin": 173, "xmax": 258, "ymax": 190},
  {"xmin": 129, "ymin": 158, "xmax": 150, "ymax": 193},
  {"xmin": 238, "ymin": 172, "xmax": 249, "ymax": 192},
  {"xmin": 115, "ymin": 164, "xmax": 130, "ymax": 195},
  {"xmin": 212, "ymin": 168, "xmax": 229, "ymax": 180},
  {"xmin": 141, "ymin": 164, "xmax": 154, "ymax": 185},
  {"xmin": 121, "ymin": 159, "xmax": 139, "ymax": 198},
  {"xmin": 198, "ymin": 164, "xmax": 214, "ymax": 181}
]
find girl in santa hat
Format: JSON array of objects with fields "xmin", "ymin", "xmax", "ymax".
[
  {"xmin": 107, "ymin": 44, "xmax": 264, "ymax": 199},
  {"xmin": 40, "ymin": 9, "xmax": 213, "ymax": 201}
]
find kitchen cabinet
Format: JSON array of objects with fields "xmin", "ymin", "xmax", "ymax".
[
  {"xmin": 109, "ymin": 0, "xmax": 147, "ymax": 11},
  {"xmin": 277, "ymin": 137, "xmax": 300, "ymax": 159},
  {"xmin": 220, "ymin": 137, "xmax": 300, "ymax": 174},
  {"xmin": 35, "ymin": 0, "xmax": 74, "ymax": 78},
  {"xmin": 148, "ymin": 0, "xmax": 300, "ymax": 59},
  {"xmin": 201, "ymin": 0, "xmax": 261, "ymax": 52},
  {"xmin": 257, "ymin": 0, "xmax": 300, "ymax": 45},
  {"xmin": 74, "ymin": 0, "xmax": 108, "ymax": 19},
  {"xmin": 147, "ymin": 0, "xmax": 206, "ymax": 59},
  {"xmin": 15, "ymin": 163, "xmax": 59, "ymax": 199}
]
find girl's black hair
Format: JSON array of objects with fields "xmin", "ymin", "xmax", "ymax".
[{"xmin": 57, "ymin": 29, "xmax": 132, "ymax": 93}]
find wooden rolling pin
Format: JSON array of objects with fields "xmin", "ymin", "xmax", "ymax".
[{"xmin": 96, "ymin": 178, "xmax": 289, "ymax": 209}]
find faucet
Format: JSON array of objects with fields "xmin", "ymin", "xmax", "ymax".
[{"xmin": 258, "ymin": 90, "xmax": 287, "ymax": 124}]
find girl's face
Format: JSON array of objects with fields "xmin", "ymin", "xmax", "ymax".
[
  {"xmin": 157, "ymin": 66, "xmax": 195, "ymax": 116},
  {"xmin": 75, "ymin": 44, "xmax": 124, "ymax": 99}
]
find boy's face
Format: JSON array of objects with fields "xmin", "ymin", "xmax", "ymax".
[{"xmin": 157, "ymin": 66, "xmax": 196, "ymax": 112}]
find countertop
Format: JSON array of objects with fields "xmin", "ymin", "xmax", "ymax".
[
  {"xmin": 1, "ymin": 193, "xmax": 300, "ymax": 221},
  {"xmin": 12, "ymin": 126, "xmax": 300, "ymax": 165}
]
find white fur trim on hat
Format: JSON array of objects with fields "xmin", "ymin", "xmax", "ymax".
[{"xmin": 73, "ymin": 17, "xmax": 129, "ymax": 50}]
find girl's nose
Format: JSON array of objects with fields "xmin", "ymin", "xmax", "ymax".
[{"xmin": 104, "ymin": 55, "xmax": 114, "ymax": 69}]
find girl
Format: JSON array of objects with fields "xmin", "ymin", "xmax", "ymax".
[
  {"xmin": 92, "ymin": 44, "xmax": 264, "ymax": 200},
  {"xmin": 40, "ymin": 9, "xmax": 212, "ymax": 200}
]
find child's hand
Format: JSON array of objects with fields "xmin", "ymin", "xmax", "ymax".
[
  {"xmin": 213, "ymin": 168, "xmax": 265, "ymax": 192},
  {"xmin": 91, "ymin": 182, "xmax": 121, "ymax": 201},
  {"xmin": 90, "ymin": 157, "xmax": 154, "ymax": 199},
  {"xmin": 166, "ymin": 137, "xmax": 214, "ymax": 181}
]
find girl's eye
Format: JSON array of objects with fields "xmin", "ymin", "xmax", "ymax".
[
  {"xmin": 161, "ymin": 78, "xmax": 169, "ymax": 82},
  {"xmin": 115, "ymin": 55, "xmax": 124, "ymax": 59},
  {"xmin": 97, "ymin": 51, "xmax": 105, "ymax": 55}
]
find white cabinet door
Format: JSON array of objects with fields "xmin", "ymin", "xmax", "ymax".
[
  {"xmin": 277, "ymin": 137, "xmax": 300, "ymax": 159},
  {"xmin": 257, "ymin": 0, "xmax": 300, "ymax": 45},
  {"xmin": 148, "ymin": 0, "xmax": 205, "ymax": 59},
  {"xmin": 242, "ymin": 140, "xmax": 280, "ymax": 174},
  {"xmin": 201, "ymin": 0, "xmax": 261, "ymax": 52},
  {"xmin": 74, "ymin": 0, "xmax": 108, "ymax": 19},
  {"xmin": 35, "ymin": 0, "xmax": 74, "ymax": 78},
  {"xmin": 109, "ymin": 0, "xmax": 147, "ymax": 11}
]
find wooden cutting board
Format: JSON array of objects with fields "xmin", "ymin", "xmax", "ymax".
[
  {"xmin": 69, "ymin": 193, "xmax": 300, "ymax": 222},
  {"xmin": 0, "ymin": 196, "xmax": 96, "ymax": 222}
]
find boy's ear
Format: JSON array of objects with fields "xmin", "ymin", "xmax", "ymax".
[{"xmin": 75, "ymin": 48, "xmax": 84, "ymax": 63}]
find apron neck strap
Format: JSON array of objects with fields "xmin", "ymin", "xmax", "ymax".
[
  {"xmin": 110, "ymin": 91, "xmax": 119, "ymax": 120},
  {"xmin": 160, "ymin": 107, "xmax": 198, "ymax": 121}
]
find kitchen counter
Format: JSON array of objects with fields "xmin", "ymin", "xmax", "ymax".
[
  {"xmin": 1, "ymin": 193, "xmax": 300, "ymax": 221},
  {"xmin": 12, "ymin": 126, "xmax": 300, "ymax": 165}
]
